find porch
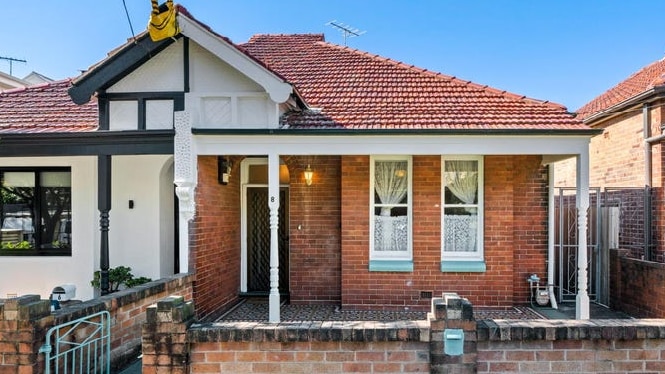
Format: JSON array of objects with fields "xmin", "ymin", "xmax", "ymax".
[
  {"xmin": 214, "ymin": 299, "xmax": 631, "ymax": 322},
  {"xmin": 142, "ymin": 294, "xmax": 653, "ymax": 374}
]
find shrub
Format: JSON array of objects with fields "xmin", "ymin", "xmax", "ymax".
[{"xmin": 91, "ymin": 266, "xmax": 152, "ymax": 292}]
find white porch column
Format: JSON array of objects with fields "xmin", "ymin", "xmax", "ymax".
[
  {"xmin": 268, "ymin": 153, "xmax": 281, "ymax": 323},
  {"xmin": 575, "ymin": 152, "xmax": 590, "ymax": 319},
  {"xmin": 174, "ymin": 110, "xmax": 196, "ymax": 274}
]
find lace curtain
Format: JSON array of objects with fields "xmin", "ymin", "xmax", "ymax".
[
  {"xmin": 445, "ymin": 160, "xmax": 477, "ymax": 205},
  {"xmin": 444, "ymin": 160, "xmax": 478, "ymax": 252},
  {"xmin": 374, "ymin": 160, "xmax": 408, "ymax": 251}
]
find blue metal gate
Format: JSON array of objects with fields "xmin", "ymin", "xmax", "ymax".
[{"xmin": 39, "ymin": 310, "xmax": 111, "ymax": 374}]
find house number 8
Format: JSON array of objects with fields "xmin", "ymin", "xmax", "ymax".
[{"xmin": 270, "ymin": 196, "xmax": 275, "ymax": 203}]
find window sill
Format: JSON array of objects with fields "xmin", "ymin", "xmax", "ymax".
[
  {"xmin": 0, "ymin": 249, "xmax": 71, "ymax": 257},
  {"xmin": 369, "ymin": 260, "xmax": 413, "ymax": 272},
  {"xmin": 440, "ymin": 260, "xmax": 486, "ymax": 273}
]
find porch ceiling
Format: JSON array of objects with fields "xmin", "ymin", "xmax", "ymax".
[{"xmin": 192, "ymin": 132, "xmax": 592, "ymax": 157}]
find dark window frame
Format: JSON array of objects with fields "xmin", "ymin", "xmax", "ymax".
[{"xmin": 0, "ymin": 167, "xmax": 72, "ymax": 257}]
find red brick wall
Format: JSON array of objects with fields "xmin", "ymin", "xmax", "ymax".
[
  {"xmin": 610, "ymin": 249, "xmax": 665, "ymax": 318},
  {"xmin": 555, "ymin": 99, "xmax": 665, "ymax": 189},
  {"xmin": 478, "ymin": 339, "xmax": 665, "ymax": 373},
  {"xmin": 286, "ymin": 156, "xmax": 342, "ymax": 304},
  {"xmin": 340, "ymin": 155, "xmax": 548, "ymax": 310},
  {"xmin": 193, "ymin": 156, "xmax": 241, "ymax": 320},
  {"xmin": 510, "ymin": 156, "xmax": 549, "ymax": 304},
  {"xmin": 189, "ymin": 341, "xmax": 429, "ymax": 373}
]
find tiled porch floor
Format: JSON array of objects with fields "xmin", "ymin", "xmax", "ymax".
[{"xmin": 216, "ymin": 299, "xmax": 632, "ymax": 322}]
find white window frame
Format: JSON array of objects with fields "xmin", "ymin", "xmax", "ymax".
[
  {"xmin": 369, "ymin": 155, "xmax": 413, "ymax": 262},
  {"xmin": 441, "ymin": 155, "xmax": 484, "ymax": 262}
]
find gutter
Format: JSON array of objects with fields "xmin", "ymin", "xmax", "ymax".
[
  {"xmin": 192, "ymin": 127, "xmax": 602, "ymax": 136},
  {"xmin": 583, "ymin": 86, "xmax": 665, "ymax": 126}
]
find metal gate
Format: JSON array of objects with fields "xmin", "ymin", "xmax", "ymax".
[
  {"xmin": 554, "ymin": 186, "xmax": 652, "ymax": 305},
  {"xmin": 554, "ymin": 187, "xmax": 601, "ymax": 304},
  {"xmin": 39, "ymin": 310, "xmax": 111, "ymax": 374}
]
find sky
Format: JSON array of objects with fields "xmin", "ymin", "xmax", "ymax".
[{"xmin": 2, "ymin": 1, "xmax": 665, "ymax": 112}]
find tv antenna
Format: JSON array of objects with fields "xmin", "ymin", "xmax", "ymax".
[
  {"xmin": 0, "ymin": 56, "xmax": 27, "ymax": 76},
  {"xmin": 326, "ymin": 20, "xmax": 365, "ymax": 46}
]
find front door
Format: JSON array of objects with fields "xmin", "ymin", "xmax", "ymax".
[{"xmin": 246, "ymin": 187, "xmax": 289, "ymax": 294}]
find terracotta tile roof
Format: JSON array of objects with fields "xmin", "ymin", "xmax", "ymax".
[
  {"xmin": 577, "ymin": 58, "xmax": 665, "ymax": 121},
  {"xmin": 241, "ymin": 34, "xmax": 587, "ymax": 131},
  {"xmin": 0, "ymin": 79, "xmax": 97, "ymax": 133}
]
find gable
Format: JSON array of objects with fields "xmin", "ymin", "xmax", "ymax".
[
  {"xmin": 107, "ymin": 41, "xmax": 185, "ymax": 93},
  {"xmin": 189, "ymin": 41, "xmax": 263, "ymax": 93}
]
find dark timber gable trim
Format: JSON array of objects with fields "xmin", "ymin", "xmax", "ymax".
[
  {"xmin": 183, "ymin": 37, "xmax": 190, "ymax": 93},
  {"xmin": 68, "ymin": 34, "xmax": 179, "ymax": 105},
  {"xmin": 98, "ymin": 92, "xmax": 185, "ymax": 130},
  {"xmin": 0, "ymin": 131, "xmax": 174, "ymax": 157}
]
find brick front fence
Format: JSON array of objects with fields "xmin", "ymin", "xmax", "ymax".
[
  {"xmin": 144, "ymin": 293, "xmax": 665, "ymax": 374},
  {"xmin": 6, "ymin": 280, "xmax": 665, "ymax": 373},
  {"xmin": 0, "ymin": 273, "xmax": 193, "ymax": 373}
]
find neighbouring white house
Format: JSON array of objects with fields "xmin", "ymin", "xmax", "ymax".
[{"xmin": 0, "ymin": 70, "xmax": 29, "ymax": 91}]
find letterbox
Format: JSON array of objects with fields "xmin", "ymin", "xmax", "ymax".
[
  {"xmin": 51, "ymin": 284, "xmax": 76, "ymax": 302},
  {"xmin": 443, "ymin": 329, "xmax": 464, "ymax": 356}
]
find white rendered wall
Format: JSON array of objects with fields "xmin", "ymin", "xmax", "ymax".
[
  {"xmin": 0, "ymin": 156, "xmax": 98, "ymax": 301},
  {"xmin": 109, "ymin": 155, "xmax": 174, "ymax": 282},
  {"xmin": 159, "ymin": 161, "xmax": 175, "ymax": 276},
  {"xmin": 189, "ymin": 41, "xmax": 263, "ymax": 93},
  {"xmin": 107, "ymin": 41, "xmax": 184, "ymax": 93}
]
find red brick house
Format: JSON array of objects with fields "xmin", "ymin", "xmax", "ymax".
[
  {"xmin": 552, "ymin": 57, "xmax": 665, "ymax": 318},
  {"xmin": 0, "ymin": 5, "xmax": 598, "ymax": 321},
  {"xmin": 555, "ymin": 58, "xmax": 665, "ymax": 262}
]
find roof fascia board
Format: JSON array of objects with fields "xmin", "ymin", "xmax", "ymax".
[
  {"xmin": 583, "ymin": 86, "xmax": 665, "ymax": 126},
  {"xmin": 68, "ymin": 35, "xmax": 176, "ymax": 105},
  {"xmin": 192, "ymin": 128, "xmax": 601, "ymax": 136},
  {"xmin": 177, "ymin": 15, "xmax": 292, "ymax": 103},
  {"xmin": 0, "ymin": 130, "xmax": 174, "ymax": 156},
  {"xmin": 193, "ymin": 133, "xmax": 591, "ymax": 157}
]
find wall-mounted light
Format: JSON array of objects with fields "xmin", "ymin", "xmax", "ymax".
[
  {"xmin": 304, "ymin": 164, "xmax": 313, "ymax": 186},
  {"xmin": 218, "ymin": 156, "xmax": 232, "ymax": 185}
]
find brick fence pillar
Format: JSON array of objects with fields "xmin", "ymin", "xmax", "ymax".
[
  {"xmin": 0, "ymin": 295, "xmax": 52, "ymax": 374},
  {"xmin": 142, "ymin": 295, "xmax": 195, "ymax": 374},
  {"xmin": 429, "ymin": 293, "xmax": 477, "ymax": 374}
]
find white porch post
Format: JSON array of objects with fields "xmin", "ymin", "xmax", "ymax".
[
  {"xmin": 174, "ymin": 110, "xmax": 196, "ymax": 274},
  {"xmin": 575, "ymin": 152, "xmax": 590, "ymax": 319},
  {"xmin": 268, "ymin": 153, "xmax": 281, "ymax": 323}
]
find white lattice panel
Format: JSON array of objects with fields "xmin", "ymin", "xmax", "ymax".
[
  {"xmin": 146, "ymin": 100, "xmax": 174, "ymax": 130},
  {"xmin": 202, "ymin": 97, "xmax": 232, "ymax": 126},
  {"xmin": 109, "ymin": 101, "xmax": 138, "ymax": 130}
]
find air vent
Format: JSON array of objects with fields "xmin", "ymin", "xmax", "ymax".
[{"xmin": 420, "ymin": 291, "xmax": 433, "ymax": 299}]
